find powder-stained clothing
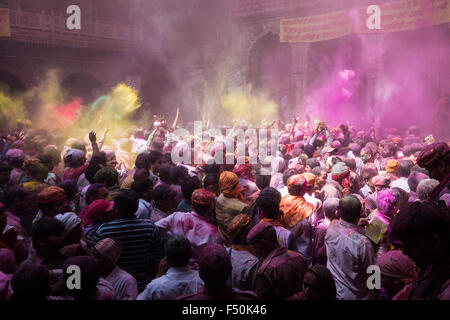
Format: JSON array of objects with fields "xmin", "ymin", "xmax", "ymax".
[
  {"xmin": 215, "ymin": 194, "xmax": 248, "ymax": 246},
  {"xmin": 156, "ymin": 211, "xmax": 222, "ymax": 263},
  {"xmin": 280, "ymin": 194, "xmax": 314, "ymax": 229},
  {"xmin": 325, "ymin": 219, "xmax": 376, "ymax": 300},
  {"xmin": 93, "ymin": 218, "xmax": 164, "ymax": 293},
  {"xmin": 135, "ymin": 198, "xmax": 152, "ymax": 220},
  {"xmin": 255, "ymin": 247, "xmax": 307, "ymax": 300},
  {"xmin": 137, "ymin": 266, "xmax": 204, "ymax": 300},
  {"xmin": 413, "ymin": 257, "xmax": 450, "ymax": 300},
  {"xmin": 238, "ymin": 177, "xmax": 258, "ymax": 201},
  {"xmin": 312, "ymin": 218, "xmax": 331, "ymax": 266},
  {"xmin": 63, "ymin": 163, "xmax": 89, "ymax": 181},
  {"xmin": 150, "ymin": 207, "xmax": 169, "ymax": 224},
  {"xmin": 9, "ymin": 168, "xmax": 26, "ymax": 187},
  {"xmin": 390, "ymin": 177, "xmax": 410, "ymax": 193},
  {"xmin": 228, "ymin": 246, "xmax": 260, "ymax": 293},
  {"xmin": 259, "ymin": 219, "xmax": 297, "ymax": 251},
  {"xmin": 105, "ymin": 266, "xmax": 138, "ymax": 300}
]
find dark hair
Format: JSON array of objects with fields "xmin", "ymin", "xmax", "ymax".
[
  {"xmin": 198, "ymin": 245, "xmax": 232, "ymax": 289},
  {"xmin": 114, "ymin": 189, "xmax": 139, "ymax": 218},
  {"xmin": 158, "ymin": 164, "xmax": 172, "ymax": 184},
  {"xmin": 1, "ymin": 187, "xmax": 28, "ymax": 207},
  {"xmin": 94, "ymin": 167, "xmax": 119, "ymax": 188},
  {"xmin": 338, "ymin": 195, "xmax": 362, "ymax": 224},
  {"xmin": 390, "ymin": 201, "xmax": 450, "ymax": 252},
  {"xmin": 85, "ymin": 154, "xmax": 107, "ymax": 184},
  {"xmin": 306, "ymin": 158, "xmax": 320, "ymax": 170},
  {"xmin": 153, "ymin": 184, "xmax": 177, "ymax": 203},
  {"xmin": 165, "ymin": 235, "xmax": 192, "ymax": 267},
  {"xmin": 204, "ymin": 164, "xmax": 221, "ymax": 175},
  {"xmin": 204, "ymin": 174, "xmax": 219, "ymax": 190},
  {"xmin": 170, "ymin": 165, "xmax": 188, "ymax": 184},
  {"xmin": 148, "ymin": 150, "xmax": 163, "ymax": 165},
  {"xmin": 181, "ymin": 176, "xmax": 200, "ymax": 200},
  {"xmin": 45, "ymin": 149, "xmax": 62, "ymax": 166},
  {"xmin": 32, "ymin": 217, "xmax": 65, "ymax": 249},
  {"xmin": 11, "ymin": 263, "xmax": 49, "ymax": 301},
  {"xmin": 343, "ymin": 158, "xmax": 356, "ymax": 171},
  {"xmin": 131, "ymin": 179, "xmax": 153, "ymax": 198},
  {"xmin": 256, "ymin": 187, "xmax": 281, "ymax": 220},
  {"xmin": 62, "ymin": 256, "xmax": 99, "ymax": 299},
  {"xmin": 398, "ymin": 160, "xmax": 414, "ymax": 178},
  {"xmin": 160, "ymin": 152, "xmax": 172, "ymax": 166},
  {"xmin": 323, "ymin": 198, "xmax": 340, "ymax": 220},
  {"xmin": 255, "ymin": 172, "xmax": 271, "ymax": 190},
  {"xmin": 59, "ymin": 180, "xmax": 78, "ymax": 200},
  {"xmin": 304, "ymin": 144, "xmax": 315, "ymax": 158},
  {"xmin": 86, "ymin": 183, "xmax": 106, "ymax": 205},
  {"xmin": 308, "ymin": 264, "xmax": 337, "ymax": 300},
  {"xmin": 283, "ymin": 168, "xmax": 299, "ymax": 186},
  {"xmin": 133, "ymin": 168, "xmax": 150, "ymax": 182},
  {"xmin": 38, "ymin": 154, "xmax": 53, "ymax": 166},
  {"xmin": 135, "ymin": 152, "xmax": 151, "ymax": 169},
  {"xmin": 192, "ymin": 202, "xmax": 211, "ymax": 216}
]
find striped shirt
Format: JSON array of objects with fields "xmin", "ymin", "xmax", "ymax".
[{"xmin": 93, "ymin": 218, "xmax": 165, "ymax": 293}]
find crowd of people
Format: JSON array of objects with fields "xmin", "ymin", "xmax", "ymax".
[{"xmin": 0, "ymin": 114, "xmax": 449, "ymax": 300}]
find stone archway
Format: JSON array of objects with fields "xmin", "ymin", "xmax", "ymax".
[
  {"xmin": 247, "ymin": 31, "xmax": 294, "ymax": 120},
  {"xmin": 61, "ymin": 73, "xmax": 104, "ymax": 103},
  {"xmin": 0, "ymin": 70, "xmax": 27, "ymax": 94}
]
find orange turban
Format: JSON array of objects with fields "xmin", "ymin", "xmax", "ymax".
[
  {"xmin": 37, "ymin": 186, "xmax": 66, "ymax": 204},
  {"xmin": 386, "ymin": 159, "xmax": 399, "ymax": 173},
  {"xmin": 300, "ymin": 173, "xmax": 317, "ymax": 187},
  {"xmin": 219, "ymin": 171, "xmax": 245, "ymax": 202}
]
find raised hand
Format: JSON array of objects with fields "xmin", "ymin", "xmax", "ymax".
[{"xmin": 89, "ymin": 131, "xmax": 97, "ymax": 143}]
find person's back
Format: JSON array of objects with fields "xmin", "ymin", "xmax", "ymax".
[
  {"xmin": 227, "ymin": 214, "xmax": 260, "ymax": 293},
  {"xmin": 248, "ymin": 222, "xmax": 306, "ymax": 300},
  {"xmin": 215, "ymin": 172, "xmax": 248, "ymax": 246},
  {"xmin": 156, "ymin": 189, "xmax": 222, "ymax": 263},
  {"xmin": 93, "ymin": 190, "xmax": 164, "ymax": 293},
  {"xmin": 179, "ymin": 244, "xmax": 257, "ymax": 301},
  {"xmin": 313, "ymin": 197, "xmax": 340, "ymax": 266},
  {"xmin": 390, "ymin": 201, "xmax": 450, "ymax": 300},
  {"xmin": 138, "ymin": 235, "xmax": 203, "ymax": 300},
  {"xmin": 325, "ymin": 195, "xmax": 375, "ymax": 300}
]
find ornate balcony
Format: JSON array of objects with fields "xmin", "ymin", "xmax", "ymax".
[{"xmin": 5, "ymin": 7, "xmax": 143, "ymax": 51}]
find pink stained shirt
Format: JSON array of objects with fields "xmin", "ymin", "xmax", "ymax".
[{"xmin": 155, "ymin": 211, "xmax": 223, "ymax": 263}]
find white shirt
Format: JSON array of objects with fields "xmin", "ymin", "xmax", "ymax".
[
  {"xmin": 135, "ymin": 198, "xmax": 152, "ymax": 219},
  {"xmin": 79, "ymin": 184, "xmax": 91, "ymax": 211},
  {"xmin": 325, "ymin": 219, "xmax": 376, "ymax": 300},
  {"xmin": 279, "ymin": 186, "xmax": 289, "ymax": 197},
  {"xmin": 77, "ymin": 173, "xmax": 90, "ymax": 192},
  {"xmin": 304, "ymin": 193, "xmax": 322, "ymax": 211},
  {"xmin": 390, "ymin": 177, "xmax": 410, "ymax": 193},
  {"xmin": 137, "ymin": 266, "xmax": 204, "ymax": 300},
  {"xmin": 105, "ymin": 266, "xmax": 138, "ymax": 300}
]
